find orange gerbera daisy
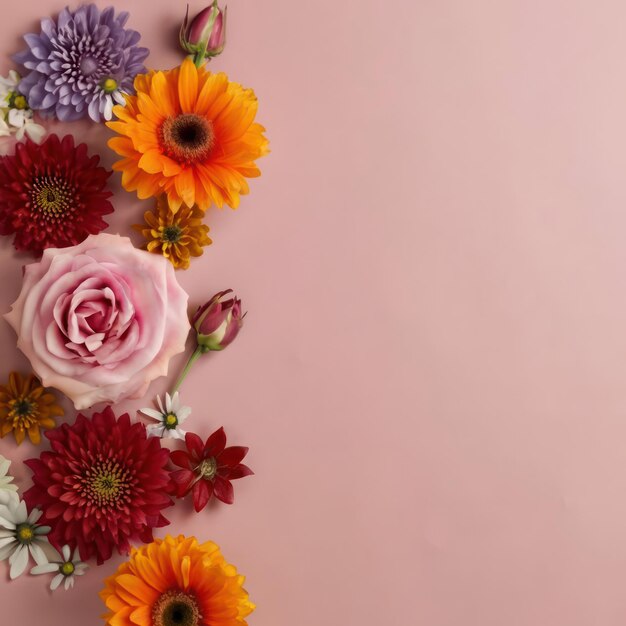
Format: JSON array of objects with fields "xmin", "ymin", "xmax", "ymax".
[
  {"xmin": 100, "ymin": 534, "xmax": 254, "ymax": 626},
  {"xmin": 107, "ymin": 56, "xmax": 269, "ymax": 213},
  {"xmin": 0, "ymin": 372, "xmax": 63, "ymax": 445}
]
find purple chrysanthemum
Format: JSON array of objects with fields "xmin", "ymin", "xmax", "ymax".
[{"xmin": 14, "ymin": 4, "xmax": 149, "ymax": 122}]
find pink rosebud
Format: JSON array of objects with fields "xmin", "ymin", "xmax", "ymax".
[
  {"xmin": 180, "ymin": 1, "xmax": 227, "ymax": 65},
  {"xmin": 192, "ymin": 289, "xmax": 244, "ymax": 351}
]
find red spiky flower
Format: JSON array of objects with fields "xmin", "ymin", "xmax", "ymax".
[
  {"xmin": 0, "ymin": 134, "xmax": 113, "ymax": 254},
  {"xmin": 170, "ymin": 427, "xmax": 253, "ymax": 512},
  {"xmin": 23, "ymin": 406, "xmax": 172, "ymax": 564}
]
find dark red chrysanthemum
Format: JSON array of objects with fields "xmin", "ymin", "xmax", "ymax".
[
  {"xmin": 170, "ymin": 427, "xmax": 253, "ymax": 512},
  {"xmin": 23, "ymin": 406, "xmax": 173, "ymax": 564},
  {"xmin": 0, "ymin": 134, "xmax": 113, "ymax": 254}
]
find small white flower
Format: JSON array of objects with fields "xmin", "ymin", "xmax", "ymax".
[
  {"xmin": 31, "ymin": 544, "xmax": 88, "ymax": 591},
  {"xmin": 0, "ymin": 455, "xmax": 19, "ymax": 506},
  {"xmin": 139, "ymin": 392, "xmax": 191, "ymax": 440},
  {"xmin": 0, "ymin": 71, "xmax": 46, "ymax": 147},
  {"xmin": 0, "ymin": 499, "xmax": 50, "ymax": 579}
]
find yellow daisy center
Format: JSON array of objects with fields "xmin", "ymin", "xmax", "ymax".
[
  {"xmin": 164, "ymin": 413, "xmax": 179, "ymax": 428},
  {"xmin": 60, "ymin": 562, "xmax": 75, "ymax": 576},
  {"xmin": 16, "ymin": 524, "xmax": 34, "ymax": 544},
  {"xmin": 13, "ymin": 95, "xmax": 27, "ymax": 110},
  {"xmin": 152, "ymin": 590, "xmax": 201, "ymax": 626},
  {"xmin": 160, "ymin": 114, "xmax": 215, "ymax": 165}
]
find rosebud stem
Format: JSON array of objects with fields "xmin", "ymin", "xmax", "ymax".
[
  {"xmin": 193, "ymin": 49, "xmax": 208, "ymax": 68},
  {"xmin": 171, "ymin": 346, "xmax": 204, "ymax": 394}
]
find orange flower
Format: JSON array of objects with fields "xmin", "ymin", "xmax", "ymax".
[
  {"xmin": 107, "ymin": 57, "xmax": 269, "ymax": 213},
  {"xmin": 0, "ymin": 372, "xmax": 63, "ymax": 445},
  {"xmin": 134, "ymin": 195, "xmax": 212, "ymax": 269},
  {"xmin": 100, "ymin": 534, "xmax": 254, "ymax": 626}
]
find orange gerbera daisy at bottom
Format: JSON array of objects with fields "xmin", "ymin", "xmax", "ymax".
[{"xmin": 100, "ymin": 535, "xmax": 254, "ymax": 626}]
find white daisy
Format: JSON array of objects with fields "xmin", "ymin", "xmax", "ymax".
[
  {"xmin": 0, "ymin": 455, "xmax": 19, "ymax": 506},
  {"xmin": 139, "ymin": 392, "xmax": 191, "ymax": 440},
  {"xmin": 0, "ymin": 70, "xmax": 46, "ymax": 146},
  {"xmin": 31, "ymin": 544, "xmax": 88, "ymax": 591},
  {"xmin": 0, "ymin": 499, "xmax": 50, "ymax": 579}
]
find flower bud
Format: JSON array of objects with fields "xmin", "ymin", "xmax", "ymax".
[
  {"xmin": 180, "ymin": 2, "xmax": 227, "ymax": 65},
  {"xmin": 192, "ymin": 289, "xmax": 244, "ymax": 351}
]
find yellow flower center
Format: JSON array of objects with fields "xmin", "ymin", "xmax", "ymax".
[
  {"xmin": 198, "ymin": 457, "xmax": 217, "ymax": 480},
  {"xmin": 30, "ymin": 176, "xmax": 75, "ymax": 222},
  {"xmin": 13, "ymin": 95, "xmax": 27, "ymax": 110},
  {"xmin": 164, "ymin": 413, "xmax": 179, "ymax": 428},
  {"xmin": 60, "ymin": 562, "xmax": 75, "ymax": 576},
  {"xmin": 16, "ymin": 524, "xmax": 34, "ymax": 544},
  {"xmin": 102, "ymin": 78, "xmax": 118, "ymax": 93},
  {"xmin": 152, "ymin": 590, "xmax": 201, "ymax": 626},
  {"xmin": 160, "ymin": 114, "xmax": 215, "ymax": 165},
  {"xmin": 80, "ymin": 459, "xmax": 131, "ymax": 509}
]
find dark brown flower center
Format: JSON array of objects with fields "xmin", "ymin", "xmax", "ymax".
[
  {"xmin": 80, "ymin": 458, "xmax": 133, "ymax": 509},
  {"xmin": 30, "ymin": 176, "xmax": 76, "ymax": 221},
  {"xmin": 8, "ymin": 397, "xmax": 38, "ymax": 428},
  {"xmin": 162, "ymin": 225, "xmax": 183, "ymax": 243},
  {"xmin": 153, "ymin": 590, "xmax": 201, "ymax": 626},
  {"xmin": 160, "ymin": 114, "xmax": 214, "ymax": 164}
]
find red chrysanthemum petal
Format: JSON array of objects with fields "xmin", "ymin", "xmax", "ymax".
[
  {"xmin": 23, "ymin": 406, "xmax": 172, "ymax": 565},
  {"xmin": 213, "ymin": 476, "xmax": 234, "ymax": 505},
  {"xmin": 0, "ymin": 134, "xmax": 113, "ymax": 254},
  {"xmin": 192, "ymin": 479, "xmax": 212, "ymax": 512},
  {"xmin": 224, "ymin": 463, "xmax": 255, "ymax": 480},
  {"xmin": 204, "ymin": 426, "xmax": 227, "ymax": 457},
  {"xmin": 218, "ymin": 446, "xmax": 249, "ymax": 467}
]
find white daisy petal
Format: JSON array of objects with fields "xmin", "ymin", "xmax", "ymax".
[
  {"xmin": 31, "ymin": 562, "xmax": 60, "ymax": 575},
  {"xmin": 50, "ymin": 573, "xmax": 64, "ymax": 591},
  {"xmin": 9, "ymin": 544, "xmax": 29, "ymax": 579},
  {"xmin": 62, "ymin": 545, "xmax": 71, "ymax": 561},
  {"xmin": 156, "ymin": 395, "xmax": 165, "ymax": 414},
  {"xmin": 0, "ymin": 543, "xmax": 15, "ymax": 561},
  {"xmin": 177, "ymin": 407, "xmax": 192, "ymax": 422},
  {"xmin": 27, "ymin": 508, "xmax": 42, "ymax": 524},
  {"xmin": 141, "ymin": 408, "xmax": 164, "ymax": 421},
  {"xmin": 29, "ymin": 541, "xmax": 48, "ymax": 565}
]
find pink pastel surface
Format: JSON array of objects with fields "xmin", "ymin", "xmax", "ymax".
[{"xmin": 3, "ymin": 0, "xmax": 626, "ymax": 625}]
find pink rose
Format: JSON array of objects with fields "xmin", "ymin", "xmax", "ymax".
[{"xmin": 5, "ymin": 234, "xmax": 190, "ymax": 409}]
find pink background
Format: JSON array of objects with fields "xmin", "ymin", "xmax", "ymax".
[{"xmin": 3, "ymin": 0, "xmax": 626, "ymax": 624}]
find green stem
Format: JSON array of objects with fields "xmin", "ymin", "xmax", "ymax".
[{"xmin": 171, "ymin": 347, "xmax": 203, "ymax": 395}]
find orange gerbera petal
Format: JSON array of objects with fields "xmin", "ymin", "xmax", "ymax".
[
  {"xmin": 101, "ymin": 535, "xmax": 254, "ymax": 626},
  {"xmin": 107, "ymin": 61, "xmax": 268, "ymax": 212}
]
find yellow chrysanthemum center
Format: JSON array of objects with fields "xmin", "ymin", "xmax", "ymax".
[
  {"xmin": 198, "ymin": 457, "xmax": 217, "ymax": 480},
  {"xmin": 80, "ymin": 459, "xmax": 131, "ymax": 508},
  {"xmin": 61, "ymin": 562, "xmax": 75, "ymax": 576},
  {"xmin": 102, "ymin": 78, "xmax": 118, "ymax": 93},
  {"xmin": 164, "ymin": 413, "xmax": 179, "ymax": 428},
  {"xmin": 31, "ymin": 176, "xmax": 75, "ymax": 221},
  {"xmin": 16, "ymin": 524, "xmax": 34, "ymax": 544},
  {"xmin": 160, "ymin": 114, "xmax": 215, "ymax": 165},
  {"xmin": 152, "ymin": 590, "xmax": 201, "ymax": 626}
]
